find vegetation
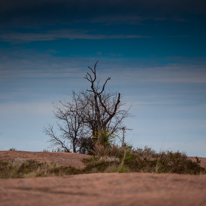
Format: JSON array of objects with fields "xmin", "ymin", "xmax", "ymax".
[
  {"xmin": 87, "ymin": 144, "xmax": 206, "ymax": 174},
  {"xmin": 0, "ymin": 145, "xmax": 205, "ymax": 179},
  {"xmin": 9, "ymin": 147, "xmax": 16, "ymax": 151}
]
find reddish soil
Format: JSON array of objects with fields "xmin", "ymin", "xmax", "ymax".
[
  {"xmin": 0, "ymin": 150, "xmax": 91, "ymax": 168},
  {"xmin": 0, "ymin": 151, "xmax": 206, "ymax": 206}
]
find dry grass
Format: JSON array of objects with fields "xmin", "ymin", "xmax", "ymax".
[
  {"xmin": 9, "ymin": 148, "xmax": 16, "ymax": 151},
  {"xmin": 43, "ymin": 148, "xmax": 68, "ymax": 152},
  {"xmin": 87, "ymin": 145, "xmax": 206, "ymax": 175},
  {"xmin": 0, "ymin": 145, "xmax": 205, "ymax": 179}
]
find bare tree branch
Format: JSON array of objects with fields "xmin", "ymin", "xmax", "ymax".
[
  {"xmin": 44, "ymin": 126, "xmax": 70, "ymax": 152},
  {"xmin": 83, "ymin": 62, "xmax": 131, "ymax": 140}
]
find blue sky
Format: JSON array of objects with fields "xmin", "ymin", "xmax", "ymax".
[{"xmin": 0, "ymin": 0, "xmax": 206, "ymax": 156}]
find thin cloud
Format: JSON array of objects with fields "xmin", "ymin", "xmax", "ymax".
[
  {"xmin": 109, "ymin": 53, "xmax": 123, "ymax": 57},
  {"xmin": 0, "ymin": 68, "xmax": 84, "ymax": 78},
  {"xmin": 0, "ymin": 30, "xmax": 150, "ymax": 43},
  {"xmin": 106, "ymin": 64, "xmax": 206, "ymax": 84},
  {"xmin": 0, "ymin": 49, "xmax": 206, "ymax": 84},
  {"xmin": 89, "ymin": 15, "xmax": 148, "ymax": 25}
]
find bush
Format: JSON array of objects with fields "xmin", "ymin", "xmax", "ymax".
[
  {"xmin": 124, "ymin": 147, "xmax": 206, "ymax": 174},
  {"xmin": 87, "ymin": 145, "xmax": 206, "ymax": 175},
  {"xmin": 78, "ymin": 137, "xmax": 95, "ymax": 154}
]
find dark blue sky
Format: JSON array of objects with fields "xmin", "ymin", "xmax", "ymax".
[{"xmin": 0, "ymin": 0, "xmax": 206, "ymax": 156}]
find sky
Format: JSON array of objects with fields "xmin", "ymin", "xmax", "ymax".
[{"xmin": 0, "ymin": 0, "xmax": 206, "ymax": 157}]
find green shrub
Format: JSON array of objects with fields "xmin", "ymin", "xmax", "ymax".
[{"xmin": 95, "ymin": 130, "xmax": 116, "ymax": 147}]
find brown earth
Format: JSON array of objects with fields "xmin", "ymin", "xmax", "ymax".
[
  {"xmin": 0, "ymin": 150, "xmax": 91, "ymax": 168},
  {"xmin": 0, "ymin": 151, "xmax": 206, "ymax": 206}
]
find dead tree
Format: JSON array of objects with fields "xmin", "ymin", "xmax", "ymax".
[
  {"xmin": 84, "ymin": 61, "xmax": 129, "ymax": 141},
  {"xmin": 44, "ymin": 61, "xmax": 132, "ymax": 153}
]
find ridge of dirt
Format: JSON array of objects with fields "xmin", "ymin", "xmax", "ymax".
[
  {"xmin": 0, "ymin": 150, "xmax": 206, "ymax": 169},
  {"xmin": 0, "ymin": 150, "xmax": 91, "ymax": 168}
]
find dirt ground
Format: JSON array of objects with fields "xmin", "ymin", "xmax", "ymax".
[
  {"xmin": 0, "ymin": 151, "xmax": 206, "ymax": 206},
  {"xmin": 0, "ymin": 150, "xmax": 91, "ymax": 168}
]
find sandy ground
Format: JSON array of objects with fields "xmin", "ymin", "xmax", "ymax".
[{"xmin": 0, "ymin": 151, "xmax": 206, "ymax": 206}]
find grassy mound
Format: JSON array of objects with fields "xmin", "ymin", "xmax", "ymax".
[
  {"xmin": 85, "ymin": 145, "xmax": 206, "ymax": 174},
  {"xmin": 0, "ymin": 146, "xmax": 205, "ymax": 179}
]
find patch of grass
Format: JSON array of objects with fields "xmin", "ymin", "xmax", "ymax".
[
  {"xmin": 0, "ymin": 158, "xmax": 50, "ymax": 179},
  {"xmin": 9, "ymin": 148, "xmax": 16, "ymax": 151},
  {"xmin": 43, "ymin": 149, "xmax": 50, "ymax": 152},
  {"xmin": 118, "ymin": 149, "xmax": 126, "ymax": 173},
  {"xmin": 123, "ymin": 147, "xmax": 206, "ymax": 174},
  {"xmin": 196, "ymin": 156, "xmax": 201, "ymax": 163},
  {"xmin": 86, "ymin": 145, "xmax": 206, "ymax": 175},
  {"xmin": 0, "ymin": 146, "xmax": 205, "ymax": 179},
  {"xmin": 50, "ymin": 161, "xmax": 56, "ymax": 167}
]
